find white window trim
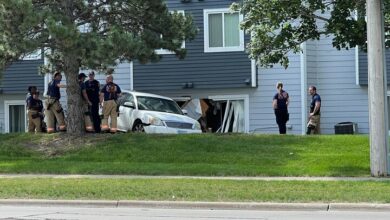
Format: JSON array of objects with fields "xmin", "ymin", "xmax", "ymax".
[
  {"xmin": 4, "ymin": 100, "xmax": 27, "ymax": 133},
  {"xmin": 22, "ymin": 49, "xmax": 42, "ymax": 60},
  {"xmin": 204, "ymin": 8, "xmax": 244, "ymax": 53},
  {"xmin": 208, "ymin": 94, "xmax": 250, "ymax": 133},
  {"xmin": 155, "ymin": 10, "xmax": 186, "ymax": 55}
]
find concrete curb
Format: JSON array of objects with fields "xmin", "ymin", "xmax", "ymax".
[
  {"xmin": 117, "ymin": 201, "xmax": 329, "ymax": 211},
  {"xmin": 329, "ymin": 203, "xmax": 390, "ymax": 211},
  {"xmin": 0, "ymin": 199, "xmax": 118, "ymax": 208},
  {"xmin": 1, "ymin": 199, "xmax": 390, "ymax": 211}
]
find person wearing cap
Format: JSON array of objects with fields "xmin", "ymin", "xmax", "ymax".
[
  {"xmin": 46, "ymin": 71, "xmax": 66, "ymax": 133},
  {"xmin": 85, "ymin": 71, "xmax": 101, "ymax": 133},
  {"xmin": 100, "ymin": 74, "xmax": 121, "ymax": 133},
  {"xmin": 27, "ymin": 90, "xmax": 44, "ymax": 133},
  {"xmin": 272, "ymin": 81, "xmax": 289, "ymax": 134},
  {"xmin": 79, "ymin": 73, "xmax": 94, "ymax": 132}
]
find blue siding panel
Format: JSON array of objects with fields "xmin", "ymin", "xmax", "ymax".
[
  {"xmin": 0, "ymin": 59, "xmax": 44, "ymax": 94},
  {"xmin": 133, "ymin": 0, "xmax": 252, "ymax": 92}
]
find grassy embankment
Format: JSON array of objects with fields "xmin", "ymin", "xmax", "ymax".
[{"xmin": 1, "ymin": 133, "xmax": 385, "ymax": 203}]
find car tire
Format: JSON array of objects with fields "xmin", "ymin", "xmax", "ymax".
[{"xmin": 132, "ymin": 121, "xmax": 145, "ymax": 133}]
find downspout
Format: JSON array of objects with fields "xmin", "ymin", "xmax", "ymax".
[
  {"xmin": 130, "ymin": 61, "xmax": 134, "ymax": 91},
  {"xmin": 300, "ymin": 42, "xmax": 308, "ymax": 135},
  {"xmin": 43, "ymin": 48, "xmax": 52, "ymax": 97},
  {"xmin": 251, "ymin": 60, "xmax": 257, "ymax": 87}
]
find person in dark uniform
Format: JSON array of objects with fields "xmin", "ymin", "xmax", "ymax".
[
  {"xmin": 85, "ymin": 71, "xmax": 101, "ymax": 133},
  {"xmin": 45, "ymin": 71, "xmax": 66, "ymax": 133},
  {"xmin": 272, "ymin": 82, "xmax": 289, "ymax": 134},
  {"xmin": 27, "ymin": 90, "xmax": 44, "ymax": 133},
  {"xmin": 79, "ymin": 73, "xmax": 94, "ymax": 132},
  {"xmin": 307, "ymin": 85, "xmax": 321, "ymax": 135}
]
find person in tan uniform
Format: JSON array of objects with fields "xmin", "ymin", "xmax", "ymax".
[
  {"xmin": 27, "ymin": 90, "xmax": 44, "ymax": 133},
  {"xmin": 100, "ymin": 75, "xmax": 121, "ymax": 133},
  {"xmin": 45, "ymin": 71, "xmax": 66, "ymax": 133}
]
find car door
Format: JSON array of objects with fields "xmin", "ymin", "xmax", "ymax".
[{"xmin": 117, "ymin": 93, "xmax": 135, "ymax": 131}]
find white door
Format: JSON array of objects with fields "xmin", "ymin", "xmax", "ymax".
[{"xmin": 117, "ymin": 93, "xmax": 135, "ymax": 131}]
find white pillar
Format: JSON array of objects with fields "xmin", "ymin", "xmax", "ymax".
[{"xmin": 300, "ymin": 42, "xmax": 308, "ymax": 135}]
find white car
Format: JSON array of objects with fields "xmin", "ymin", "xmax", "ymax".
[{"xmin": 116, "ymin": 91, "xmax": 202, "ymax": 134}]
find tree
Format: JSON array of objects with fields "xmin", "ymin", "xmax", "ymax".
[
  {"xmin": 233, "ymin": 0, "xmax": 389, "ymax": 176},
  {"xmin": 0, "ymin": 0, "xmax": 197, "ymax": 134},
  {"xmin": 232, "ymin": 0, "xmax": 389, "ymax": 68}
]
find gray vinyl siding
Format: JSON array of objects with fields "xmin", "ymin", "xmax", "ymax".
[
  {"xmin": 133, "ymin": 0, "xmax": 252, "ymax": 92},
  {"xmin": 358, "ymin": 49, "xmax": 390, "ymax": 85},
  {"xmin": 311, "ymin": 36, "xmax": 369, "ymax": 134},
  {"xmin": 0, "ymin": 59, "xmax": 44, "ymax": 94},
  {"xmin": 0, "ymin": 97, "xmax": 4, "ymax": 133},
  {"xmin": 249, "ymin": 54, "xmax": 303, "ymax": 134}
]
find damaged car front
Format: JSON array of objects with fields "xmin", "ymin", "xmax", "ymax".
[{"xmin": 117, "ymin": 91, "xmax": 202, "ymax": 134}]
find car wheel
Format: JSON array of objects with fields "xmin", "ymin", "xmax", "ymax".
[{"xmin": 133, "ymin": 121, "xmax": 145, "ymax": 133}]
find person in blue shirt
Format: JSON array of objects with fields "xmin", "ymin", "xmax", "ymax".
[
  {"xmin": 272, "ymin": 82, "xmax": 289, "ymax": 134},
  {"xmin": 85, "ymin": 71, "xmax": 101, "ymax": 133},
  {"xmin": 307, "ymin": 85, "xmax": 321, "ymax": 135},
  {"xmin": 45, "ymin": 71, "xmax": 66, "ymax": 133},
  {"xmin": 100, "ymin": 74, "xmax": 122, "ymax": 133}
]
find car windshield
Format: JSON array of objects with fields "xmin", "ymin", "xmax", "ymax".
[{"xmin": 137, "ymin": 96, "xmax": 183, "ymax": 115}]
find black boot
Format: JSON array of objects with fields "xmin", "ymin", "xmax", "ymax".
[{"xmin": 306, "ymin": 125, "xmax": 315, "ymax": 135}]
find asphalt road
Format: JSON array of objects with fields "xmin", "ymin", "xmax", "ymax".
[{"xmin": 1, "ymin": 206, "xmax": 390, "ymax": 220}]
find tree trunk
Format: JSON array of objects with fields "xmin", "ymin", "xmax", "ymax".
[{"xmin": 63, "ymin": 56, "xmax": 85, "ymax": 134}]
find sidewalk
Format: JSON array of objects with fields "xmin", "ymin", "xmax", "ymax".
[
  {"xmin": 0, "ymin": 174, "xmax": 389, "ymax": 211},
  {"xmin": 0, "ymin": 174, "xmax": 389, "ymax": 181}
]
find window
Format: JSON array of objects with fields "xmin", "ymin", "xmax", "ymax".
[
  {"xmin": 22, "ymin": 49, "xmax": 42, "ymax": 60},
  {"xmin": 388, "ymin": 95, "xmax": 390, "ymax": 134},
  {"xmin": 118, "ymin": 93, "xmax": 134, "ymax": 106},
  {"xmin": 4, "ymin": 101, "xmax": 27, "ymax": 133},
  {"xmin": 204, "ymin": 9, "xmax": 244, "ymax": 52},
  {"xmin": 137, "ymin": 96, "xmax": 183, "ymax": 115},
  {"xmin": 155, "ymin": 10, "xmax": 185, "ymax": 55}
]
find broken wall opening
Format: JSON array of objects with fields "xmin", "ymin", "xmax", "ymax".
[{"xmin": 176, "ymin": 97, "xmax": 246, "ymax": 133}]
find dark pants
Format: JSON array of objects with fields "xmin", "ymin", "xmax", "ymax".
[
  {"xmin": 275, "ymin": 109, "xmax": 288, "ymax": 134},
  {"xmin": 90, "ymin": 102, "xmax": 101, "ymax": 133}
]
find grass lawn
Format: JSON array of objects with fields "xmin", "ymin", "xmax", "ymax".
[
  {"xmin": 0, "ymin": 133, "xmax": 370, "ymax": 177},
  {"xmin": 0, "ymin": 178, "xmax": 389, "ymax": 203}
]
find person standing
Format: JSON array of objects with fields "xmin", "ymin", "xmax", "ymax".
[
  {"xmin": 45, "ymin": 71, "xmax": 66, "ymax": 133},
  {"xmin": 272, "ymin": 82, "xmax": 289, "ymax": 134},
  {"xmin": 85, "ymin": 71, "xmax": 101, "ymax": 133},
  {"xmin": 307, "ymin": 85, "xmax": 321, "ymax": 135},
  {"xmin": 27, "ymin": 90, "xmax": 44, "ymax": 133},
  {"xmin": 79, "ymin": 73, "xmax": 94, "ymax": 132},
  {"xmin": 100, "ymin": 74, "xmax": 121, "ymax": 133}
]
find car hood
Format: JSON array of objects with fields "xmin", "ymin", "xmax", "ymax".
[{"xmin": 142, "ymin": 111, "xmax": 198, "ymax": 124}]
